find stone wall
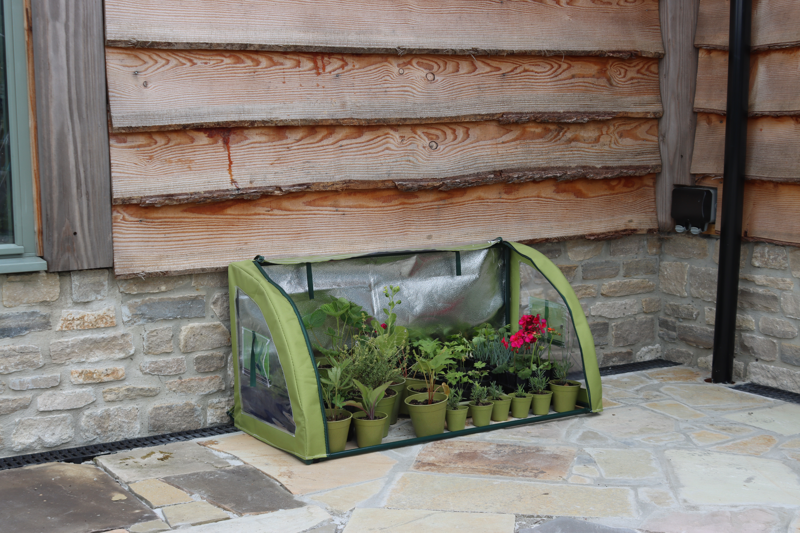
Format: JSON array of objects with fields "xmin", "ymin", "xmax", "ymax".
[{"xmin": 2, "ymin": 233, "xmax": 800, "ymax": 457}]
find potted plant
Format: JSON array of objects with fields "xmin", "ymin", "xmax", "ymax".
[
  {"xmin": 488, "ymin": 381, "xmax": 512, "ymax": 422},
  {"xmin": 468, "ymin": 384, "xmax": 493, "ymax": 427},
  {"xmin": 320, "ymin": 359, "xmax": 353, "ymax": 453},
  {"xmin": 549, "ymin": 359, "xmax": 580, "ymax": 412},
  {"xmin": 529, "ymin": 367, "xmax": 553, "ymax": 416},
  {"xmin": 404, "ymin": 343, "xmax": 453, "ymax": 437},
  {"xmin": 345, "ymin": 379, "xmax": 391, "ymax": 448},
  {"xmin": 445, "ymin": 388, "xmax": 468, "ymax": 432},
  {"xmin": 509, "ymin": 383, "xmax": 533, "ymax": 418}
]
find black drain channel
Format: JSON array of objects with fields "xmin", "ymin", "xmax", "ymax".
[
  {"xmin": 566, "ymin": 358, "xmax": 680, "ymax": 381},
  {"xmin": 0, "ymin": 424, "xmax": 239, "ymax": 471},
  {"xmin": 732, "ymin": 383, "xmax": 800, "ymax": 405}
]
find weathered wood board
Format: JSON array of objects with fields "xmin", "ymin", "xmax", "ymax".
[
  {"xmin": 112, "ymin": 176, "xmax": 659, "ymax": 277},
  {"xmin": 695, "ymin": 48, "xmax": 800, "ymax": 115},
  {"xmin": 697, "ymin": 176, "xmax": 800, "ymax": 245},
  {"xmin": 105, "ymin": 0, "xmax": 664, "ymax": 57},
  {"xmin": 691, "ymin": 114, "xmax": 800, "ymax": 181},
  {"xmin": 106, "ymin": 49, "xmax": 662, "ymax": 131},
  {"xmin": 110, "ymin": 119, "xmax": 661, "ymax": 205},
  {"xmin": 696, "ymin": 0, "xmax": 800, "ymax": 50}
]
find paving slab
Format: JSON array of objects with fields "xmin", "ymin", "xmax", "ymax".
[
  {"xmin": 602, "ymin": 387, "xmax": 639, "ymax": 400},
  {"xmin": 601, "ymin": 374, "xmax": 653, "ymax": 390},
  {"xmin": 705, "ymin": 422, "xmax": 754, "ymax": 435},
  {"xmin": 586, "ymin": 448, "xmax": 659, "ymax": 479},
  {"xmin": 386, "ymin": 472, "xmax": 636, "ymax": 518},
  {"xmin": 524, "ymin": 517, "xmax": 638, "ymax": 533},
  {"xmin": 573, "ymin": 465, "xmax": 599, "ymax": 477},
  {"xmin": 643, "ymin": 400, "xmax": 705, "ymax": 420},
  {"xmin": 163, "ymin": 464, "xmax": 304, "ymax": 515},
  {"xmin": 575, "ymin": 430, "xmax": 616, "ymax": 445},
  {"xmin": 129, "ymin": 520, "xmax": 171, "ymax": 533},
  {"xmin": 661, "ymin": 384, "xmax": 771, "ymax": 408},
  {"xmin": 0, "ymin": 462, "xmax": 158, "ymax": 533},
  {"xmin": 665, "ymin": 449, "xmax": 800, "ymax": 506},
  {"xmin": 161, "ymin": 501, "xmax": 229, "ymax": 527},
  {"xmin": 484, "ymin": 418, "xmax": 575, "ymax": 443},
  {"xmin": 200, "ymin": 433, "xmax": 396, "ymax": 495},
  {"xmin": 638, "ymin": 487, "xmax": 676, "ymax": 508},
  {"xmin": 128, "ymin": 478, "xmax": 193, "ymax": 507},
  {"xmin": 782, "ymin": 438, "xmax": 800, "ymax": 449},
  {"xmin": 96, "ymin": 441, "xmax": 232, "ymax": 483},
  {"xmin": 179, "ymin": 506, "xmax": 330, "ymax": 533},
  {"xmin": 412, "ymin": 440, "xmax": 576, "ymax": 481},
  {"xmin": 644, "ymin": 367, "xmax": 706, "ymax": 383},
  {"xmin": 724, "ymin": 403, "xmax": 800, "ymax": 436},
  {"xmin": 314, "ymin": 480, "xmax": 384, "ymax": 513},
  {"xmin": 640, "ymin": 508, "xmax": 781, "ymax": 533},
  {"xmin": 343, "ymin": 508, "xmax": 515, "ymax": 532},
  {"xmin": 712, "ymin": 434, "xmax": 778, "ymax": 456},
  {"xmin": 689, "ymin": 430, "xmax": 730, "ymax": 446},
  {"xmin": 641, "ymin": 432, "xmax": 684, "ymax": 445},
  {"xmin": 584, "ymin": 405, "xmax": 674, "ymax": 439}
]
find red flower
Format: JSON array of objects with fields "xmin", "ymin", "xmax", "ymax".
[{"xmin": 380, "ymin": 323, "xmax": 387, "ymax": 330}]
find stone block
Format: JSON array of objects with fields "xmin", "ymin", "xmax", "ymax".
[
  {"xmin": 11, "ymin": 414, "xmax": 73, "ymax": 451},
  {"xmin": 740, "ymin": 274, "xmax": 793, "ymax": 290},
  {"xmin": 647, "ymin": 237, "xmax": 661, "ymax": 255},
  {"xmin": 622, "ymin": 258, "xmax": 657, "ymax": 277},
  {"xmin": 149, "ymin": 402, "xmax": 203, "ymax": 433},
  {"xmin": 781, "ymin": 344, "xmax": 800, "ymax": 367},
  {"xmin": 589, "ymin": 321, "xmax": 609, "ymax": 346},
  {"xmin": 636, "ymin": 344, "xmax": 662, "ymax": 362},
  {"xmin": 748, "ymin": 362, "xmax": 800, "ymax": 394},
  {"xmin": 0, "ymin": 345, "xmax": 43, "ymax": 374},
  {"xmin": 572, "ymin": 284, "xmax": 597, "ymax": 299},
  {"xmin": 642, "ymin": 297, "xmax": 661, "ymax": 313},
  {"xmin": 531, "ymin": 242, "xmax": 562, "ymax": 259},
  {"xmin": 663, "ymin": 235, "xmax": 708, "ymax": 259},
  {"xmin": 751, "ymin": 243, "xmax": 789, "ymax": 270},
  {"xmin": 659, "ymin": 262, "xmax": 689, "ymax": 297},
  {"xmin": 129, "ymin": 479, "xmax": 193, "ymax": 508},
  {"xmin": 582, "ymin": 260, "xmax": 619, "ymax": 280},
  {"xmin": 50, "ymin": 332, "xmax": 134, "ymax": 364},
  {"xmin": 192, "ymin": 271, "xmax": 228, "ymax": 288},
  {"xmin": 144, "ymin": 326, "xmax": 173, "ymax": 355},
  {"xmin": 790, "ymin": 248, "xmax": 800, "ymax": 278},
  {"xmin": 117, "ymin": 275, "xmax": 190, "ymax": 294},
  {"xmin": 664, "ymin": 347, "xmax": 694, "ymax": 365},
  {"xmin": 608, "ymin": 236, "xmax": 643, "ymax": 257},
  {"xmin": 611, "ymin": 317, "xmax": 655, "ymax": 347},
  {"xmin": 688, "ymin": 265, "xmax": 718, "ymax": 302},
  {"xmin": 658, "ymin": 317, "xmax": 678, "ymax": 342},
  {"xmin": 8, "ymin": 374, "xmax": 60, "ymax": 391},
  {"xmin": 677, "ymin": 324, "xmax": 714, "ymax": 349},
  {"xmin": 70, "ymin": 367, "xmax": 126, "ymax": 384},
  {"xmin": 704, "ymin": 307, "xmax": 755, "ymax": 330},
  {"xmin": 161, "ymin": 501, "xmax": 229, "ymax": 528},
  {"xmin": 71, "ymin": 270, "xmax": 108, "ymax": 303},
  {"xmin": 557, "ymin": 265, "xmax": 578, "ymax": 282},
  {"xmin": 3, "ymin": 272, "xmax": 60, "ymax": 307},
  {"xmin": 194, "ymin": 352, "xmax": 226, "ymax": 373},
  {"xmin": 103, "ymin": 385, "xmax": 160, "ymax": 402},
  {"xmin": 738, "ymin": 287, "xmax": 780, "ymax": 312},
  {"xmin": 782, "ymin": 292, "xmax": 800, "ymax": 319},
  {"xmin": 566, "ymin": 239, "xmax": 604, "ymax": 261},
  {"xmin": 56, "ymin": 306, "xmax": 116, "ymax": 331},
  {"xmin": 210, "ymin": 291, "xmax": 230, "ymax": 321},
  {"xmin": 166, "ymin": 375, "xmax": 225, "ymax": 395},
  {"xmin": 590, "ymin": 299, "xmax": 641, "ymax": 319},
  {"xmin": 179, "ymin": 323, "xmax": 231, "ymax": 353},
  {"xmin": 37, "ymin": 389, "xmax": 96, "ymax": 411},
  {"xmin": 601, "ymin": 349, "xmax": 634, "ymax": 366},
  {"xmin": 122, "ymin": 295, "xmax": 205, "ymax": 326},
  {"xmin": 664, "ymin": 302, "xmax": 699, "ymax": 320},
  {"xmin": 0, "ymin": 395, "xmax": 32, "ymax": 415},
  {"xmin": 0, "ymin": 311, "xmax": 50, "ymax": 339},
  {"xmin": 81, "ymin": 406, "xmax": 139, "ymax": 441},
  {"xmin": 713, "ymin": 240, "xmax": 749, "ymax": 267},
  {"xmin": 760, "ymin": 317, "xmax": 798, "ymax": 339},
  {"xmin": 207, "ymin": 397, "xmax": 234, "ymax": 425},
  {"xmin": 741, "ymin": 334, "xmax": 779, "ymax": 361},
  {"xmin": 601, "ymin": 279, "xmax": 655, "ymax": 297},
  {"xmin": 141, "ymin": 357, "xmax": 187, "ymax": 376}
]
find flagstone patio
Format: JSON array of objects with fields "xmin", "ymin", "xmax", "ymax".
[{"xmin": 2, "ymin": 365, "xmax": 800, "ymax": 532}]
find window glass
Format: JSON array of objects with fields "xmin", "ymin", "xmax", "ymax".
[{"xmin": 0, "ymin": 3, "xmax": 13, "ymax": 244}]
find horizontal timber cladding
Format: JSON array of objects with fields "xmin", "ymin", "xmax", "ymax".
[
  {"xmin": 111, "ymin": 176, "xmax": 658, "ymax": 277},
  {"xmin": 109, "ymin": 119, "xmax": 661, "ymax": 206},
  {"xmin": 695, "ymin": 0, "xmax": 800, "ymax": 51},
  {"xmin": 691, "ymin": 113, "xmax": 800, "ymax": 182},
  {"xmin": 695, "ymin": 49, "xmax": 800, "ymax": 115},
  {"xmin": 104, "ymin": 0, "xmax": 664, "ymax": 58},
  {"xmin": 106, "ymin": 49, "xmax": 662, "ymax": 131},
  {"xmin": 697, "ymin": 177, "xmax": 800, "ymax": 246}
]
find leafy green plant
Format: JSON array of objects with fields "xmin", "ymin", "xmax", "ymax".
[
  {"xmin": 472, "ymin": 338, "xmax": 514, "ymax": 368},
  {"xmin": 446, "ymin": 388, "xmax": 464, "ymax": 410},
  {"xmin": 529, "ymin": 367, "xmax": 549, "ymax": 394},
  {"xmin": 411, "ymin": 340, "xmax": 454, "ymax": 404},
  {"xmin": 346, "ymin": 336, "xmax": 402, "ymax": 391},
  {"xmin": 344, "ymin": 379, "xmax": 391, "ymax": 420},
  {"xmin": 514, "ymin": 384, "xmax": 528, "ymax": 398},
  {"xmin": 487, "ymin": 381, "xmax": 505, "ymax": 401},
  {"xmin": 551, "ymin": 358, "xmax": 573, "ymax": 385},
  {"xmin": 470, "ymin": 384, "xmax": 491, "ymax": 406},
  {"xmin": 303, "ymin": 296, "xmax": 367, "ymax": 356},
  {"xmin": 445, "ymin": 360, "xmax": 487, "ymax": 391},
  {"xmin": 320, "ymin": 358, "xmax": 352, "ymax": 412}
]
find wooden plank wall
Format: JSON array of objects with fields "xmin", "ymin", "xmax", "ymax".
[
  {"xmin": 104, "ymin": 0, "xmax": 664, "ymax": 277},
  {"xmin": 691, "ymin": 0, "xmax": 800, "ymax": 245}
]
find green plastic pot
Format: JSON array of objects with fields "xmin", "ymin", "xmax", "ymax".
[
  {"xmin": 490, "ymin": 394, "xmax": 512, "ymax": 422},
  {"xmin": 399, "ymin": 377, "xmax": 426, "ymax": 416},
  {"xmin": 531, "ymin": 391, "xmax": 553, "ymax": 415},
  {"xmin": 376, "ymin": 390, "xmax": 398, "ymax": 438},
  {"xmin": 352, "ymin": 411, "xmax": 388, "ymax": 448},
  {"xmin": 387, "ymin": 379, "xmax": 406, "ymax": 425},
  {"xmin": 550, "ymin": 380, "xmax": 581, "ymax": 412},
  {"xmin": 405, "ymin": 392, "xmax": 447, "ymax": 437},
  {"xmin": 469, "ymin": 401, "xmax": 494, "ymax": 427},
  {"xmin": 510, "ymin": 393, "xmax": 533, "ymax": 418},
  {"xmin": 325, "ymin": 409, "xmax": 352, "ymax": 453},
  {"xmin": 446, "ymin": 405, "xmax": 469, "ymax": 432}
]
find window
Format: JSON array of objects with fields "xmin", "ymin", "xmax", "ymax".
[{"xmin": 0, "ymin": 0, "xmax": 45, "ymax": 273}]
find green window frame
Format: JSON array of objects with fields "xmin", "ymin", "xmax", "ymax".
[{"xmin": 0, "ymin": 0, "xmax": 45, "ymax": 273}]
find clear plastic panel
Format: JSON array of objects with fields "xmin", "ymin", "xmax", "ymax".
[
  {"xmin": 235, "ymin": 288, "xmax": 296, "ymax": 435},
  {"xmin": 518, "ymin": 262, "xmax": 584, "ymax": 380}
]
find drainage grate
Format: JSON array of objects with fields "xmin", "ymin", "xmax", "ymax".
[
  {"xmin": 0, "ymin": 424, "xmax": 239, "ymax": 471},
  {"xmin": 597, "ymin": 359, "xmax": 680, "ymax": 377},
  {"xmin": 732, "ymin": 383, "xmax": 800, "ymax": 405}
]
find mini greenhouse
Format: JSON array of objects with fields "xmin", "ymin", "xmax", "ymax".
[{"xmin": 227, "ymin": 239, "xmax": 602, "ymax": 462}]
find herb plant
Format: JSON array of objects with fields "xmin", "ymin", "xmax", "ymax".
[
  {"xmin": 529, "ymin": 367, "xmax": 549, "ymax": 394},
  {"xmin": 470, "ymin": 384, "xmax": 491, "ymax": 406},
  {"xmin": 514, "ymin": 384, "xmax": 528, "ymax": 398},
  {"xmin": 446, "ymin": 388, "xmax": 464, "ymax": 410},
  {"xmin": 344, "ymin": 379, "xmax": 391, "ymax": 420}
]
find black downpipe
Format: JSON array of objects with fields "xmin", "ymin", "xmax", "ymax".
[{"xmin": 711, "ymin": 0, "xmax": 752, "ymax": 383}]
